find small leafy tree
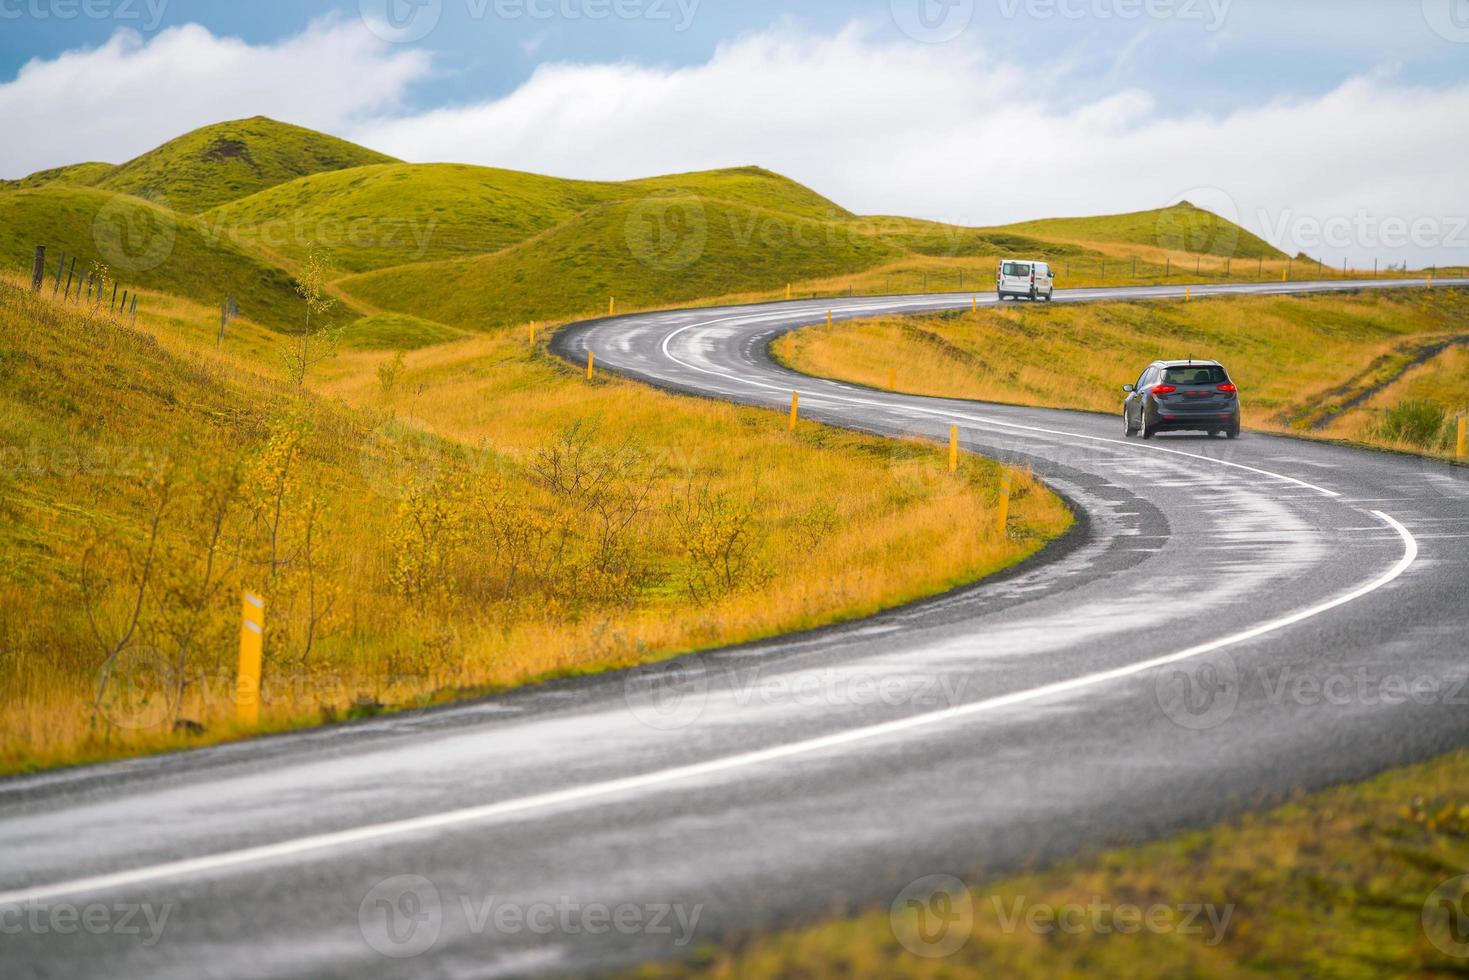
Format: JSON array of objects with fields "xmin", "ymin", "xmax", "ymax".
[{"xmin": 282, "ymin": 246, "xmax": 341, "ymax": 390}]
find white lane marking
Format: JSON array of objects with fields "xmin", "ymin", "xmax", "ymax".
[
  {"xmin": 655, "ymin": 306, "xmax": 1341, "ymax": 497},
  {"xmin": 0, "ymin": 513, "xmax": 1417, "ymax": 908}
]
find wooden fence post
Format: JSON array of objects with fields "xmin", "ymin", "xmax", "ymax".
[
  {"xmin": 31, "ymin": 246, "xmax": 45, "ymax": 292},
  {"xmin": 53, "ymin": 251, "xmax": 65, "ymax": 297}
]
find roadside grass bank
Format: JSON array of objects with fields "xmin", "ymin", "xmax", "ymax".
[
  {"xmin": 635, "ymin": 746, "xmax": 1469, "ymax": 978},
  {"xmin": 0, "ymin": 279, "xmax": 1070, "ymax": 773},
  {"xmin": 777, "ymin": 289, "xmax": 1469, "ymax": 459}
]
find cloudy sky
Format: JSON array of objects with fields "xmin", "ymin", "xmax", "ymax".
[{"xmin": 2, "ymin": 0, "xmax": 1467, "ymax": 264}]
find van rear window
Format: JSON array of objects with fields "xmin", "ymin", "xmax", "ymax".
[
  {"xmin": 1162, "ymin": 366, "xmax": 1228, "ymax": 385},
  {"xmin": 1002, "ymin": 263, "xmax": 1032, "ymax": 276}
]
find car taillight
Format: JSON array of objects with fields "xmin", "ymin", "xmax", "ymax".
[
  {"xmin": 1151, "ymin": 385, "xmax": 1177, "ymax": 395},
  {"xmin": 1217, "ymin": 383, "xmax": 1238, "ymax": 394}
]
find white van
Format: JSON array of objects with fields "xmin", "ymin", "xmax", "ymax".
[{"xmin": 997, "ymin": 260, "xmax": 1055, "ymax": 302}]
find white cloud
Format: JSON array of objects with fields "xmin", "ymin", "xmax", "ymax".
[
  {"xmin": 4, "ymin": 18, "xmax": 1466, "ymax": 264},
  {"xmin": 0, "ymin": 19, "xmax": 429, "ymax": 176},
  {"xmin": 350, "ymin": 25, "xmax": 1469, "ymax": 265}
]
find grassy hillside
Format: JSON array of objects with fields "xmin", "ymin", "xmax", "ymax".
[
  {"xmin": 0, "ymin": 118, "xmax": 1312, "ymax": 349},
  {"xmin": 202, "ymin": 163, "xmax": 618, "ymax": 273},
  {"xmin": 339, "ymin": 194, "xmax": 905, "ymax": 330},
  {"xmin": 995, "ymin": 202, "xmax": 1287, "ymax": 260},
  {"xmin": 779, "ymin": 288, "xmax": 1469, "ymax": 457},
  {"xmin": 94, "ymin": 117, "xmax": 398, "ymax": 214},
  {"xmin": 0, "ymin": 185, "xmax": 325, "ymax": 332},
  {"xmin": 0, "ymin": 162, "xmax": 115, "ymax": 192},
  {"xmin": 0, "ymin": 277, "xmax": 1068, "ymax": 771},
  {"xmin": 202, "ymin": 163, "xmax": 856, "ymax": 275}
]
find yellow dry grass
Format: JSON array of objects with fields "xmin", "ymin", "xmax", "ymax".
[
  {"xmin": 780, "ymin": 287, "xmax": 1469, "ymax": 459},
  {"xmin": 0, "ymin": 275, "xmax": 1070, "ymax": 772}
]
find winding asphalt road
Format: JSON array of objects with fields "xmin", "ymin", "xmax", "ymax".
[{"xmin": 4, "ymin": 279, "xmax": 1469, "ymax": 978}]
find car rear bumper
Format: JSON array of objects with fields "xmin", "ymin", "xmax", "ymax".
[{"xmin": 1151, "ymin": 410, "xmax": 1239, "ymax": 432}]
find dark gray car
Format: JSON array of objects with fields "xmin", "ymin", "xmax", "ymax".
[{"xmin": 1123, "ymin": 360, "xmax": 1241, "ymax": 439}]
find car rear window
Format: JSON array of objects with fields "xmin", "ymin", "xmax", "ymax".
[
  {"xmin": 1002, "ymin": 263, "xmax": 1032, "ymax": 276},
  {"xmin": 1162, "ymin": 366, "xmax": 1228, "ymax": 385}
]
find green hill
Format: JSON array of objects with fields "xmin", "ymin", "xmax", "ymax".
[
  {"xmin": 202, "ymin": 163, "xmax": 616, "ymax": 274},
  {"xmin": 994, "ymin": 202, "xmax": 1287, "ymax": 259},
  {"xmin": 339, "ymin": 194, "xmax": 903, "ymax": 330},
  {"xmin": 0, "ymin": 162, "xmax": 116, "ymax": 192},
  {"xmin": 0, "ymin": 185, "xmax": 329, "ymax": 332},
  {"xmin": 1, "ymin": 117, "xmax": 1280, "ymax": 343},
  {"xmin": 93, "ymin": 117, "xmax": 398, "ymax": 214},
  {"xmin": 202, "ymin": 163, "xmax": 855, "ymax": 275}
]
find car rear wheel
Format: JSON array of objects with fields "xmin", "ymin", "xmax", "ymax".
[{"xmin": 1227, "ymin": 421, "xmax": 1241, "ymax": 440}]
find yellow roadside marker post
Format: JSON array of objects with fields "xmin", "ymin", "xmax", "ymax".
[
  {"xmin": 788, "ymin": 392, "xmax": 800, "ymax": 432},
  {"xmin": 1185, "ymin": 286, "xmax": 1192, "ymax": 302},
  {"xmin": 1458, "ymin": 415, "xmax": 1467, "ymax": 459},
  {"xmin": 949, "ymin": 426, "xmax": 959, "ymax": 474},
  {"xmin": 1428, "ymin": 274, "xmax": 1434, "ymax": 290},
  {"xmin": 609, "ymin": 297, "xmax": 616, "ymax": 315},
  {"xmin": 972, "ymin": 296, "xmax": 978, "ymax": 313},
  {"xmin": 1282, "ymin": 267, "xmax": 1288, "ymax": 283},
  {"xmin": 587, "ymin": 351, "xmax": 595, "ymax": 381},
  {"xmin": 237, "ymin": 592, "xmax": 265, "ymax": 726},
  {"xmin": 996, "ymin": 473, "xmax": 1012, "ymax": 537},
  {"xmin": 786, "ymin": 283, "xmax": 793, "ymax": 301},
  {"xmin": 529, "ymin": 322, "xmax": 537, "ymax": 346}
]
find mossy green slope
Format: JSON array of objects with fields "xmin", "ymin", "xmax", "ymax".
[
  {"xmin": 202, "ymin": 163, "xmax": 856, "ymax": 275},
  {"xmin": 995, "ymin": 202, "xmax": 1287, "ymax": 259},
  {"xmin": 339, "ymin": 194, "xmax": 903, "ymax": 330},
  {"xmin": 94, "ymin": 117, "xmax": 398, "ymax": 214},
  {"xmin": 202, "ymin": 163, "xmax": 617, "ymax": 274},
  {"xmin": 0, "ymin": 185, "xmax": 334, "ymax": 332},
  {"xmin": 0, "ymin": 162, "xmax": 116, "ymax": 192}
]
